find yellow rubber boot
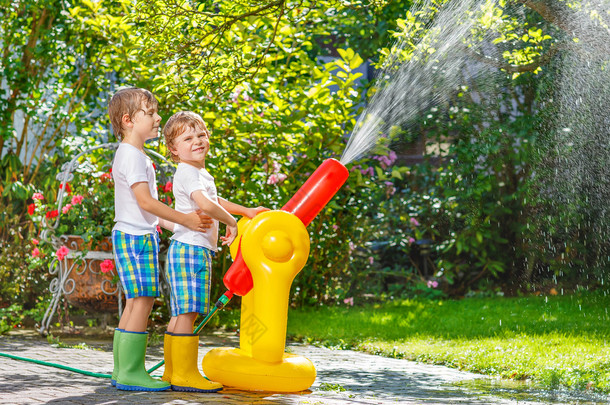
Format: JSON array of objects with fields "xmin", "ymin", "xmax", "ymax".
[
  {"xmin": 170, "ymin": 334, "xmax": 223, "ymax": 393},
  {"xmin": 162, "ymin": 332, "xmax": 173, "ymax": 383}
]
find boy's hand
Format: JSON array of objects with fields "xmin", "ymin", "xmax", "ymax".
[
  {"xmin": 245, "ymin": 206, "xmax": 270, "ymax": 218},
  {"xmin": 196, "ymin": 210, "xmax": 213, "ymax": 232},
  {"xmin": 184, "ymin": 211, "xmax": 210, "ymax": 232},
  {"xmin": 220, "ymin": 224, "xmax": 238, "ymax": 246}
]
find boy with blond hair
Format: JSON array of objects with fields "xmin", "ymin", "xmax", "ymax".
[
  {"xmin": 108, "ymin": 88, "xmax": 211, "ymax": 391},
  {"xmin": 161, "ymin": 111, "xmax": 268, "ymax": 392}
]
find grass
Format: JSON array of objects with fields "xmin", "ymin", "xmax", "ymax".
[{"xmin": 216, "ymin": 291, "xmax": 610, "ymax": 394}]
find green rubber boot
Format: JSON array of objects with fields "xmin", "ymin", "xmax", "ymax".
[
  {"xmin": 115, "ymin": 330, "xmax": 170, "ymax": 391},
  {"xmin": 111, "ymin": 328, "xmax": 123, "ymax": 386}
]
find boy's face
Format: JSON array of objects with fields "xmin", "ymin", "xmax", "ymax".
[
  {"xmin": 128, "ymin": 101, "xmax": 161, "ymax": 141},
  {"xmin": 170, "ymin": 125, "xmax": 210, "ymax": 165}
]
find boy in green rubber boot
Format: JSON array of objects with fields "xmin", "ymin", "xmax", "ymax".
[
  {"xmin": 161, "ymin": 111, "xmax": 268, "ymax": 392},
  {"xmin": 108, "ymin": 89, "xmax": 212, "ymax": 391}
]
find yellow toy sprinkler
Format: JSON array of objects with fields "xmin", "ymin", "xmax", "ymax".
[{"xmin": 202, "ymin": 158, "xmax": 349, "ymax": 392}]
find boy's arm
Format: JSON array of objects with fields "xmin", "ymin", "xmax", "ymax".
[
  {"xmin": 191, "ymin": 192, "xmax": 237, "ymax": 228},
  {"xmin": 218, "ymin": 197, "xmax": 269, "ymax": 218},
  {"xmin": 191, "ymin": 191, "xmax": 239, "ymax": 246},
  {"xmin": 158, "ymin": 212, "xmax": 213, "ymax": 233},
  {"xmin": 158, "ymin": 218, "xmax": 175, "ymax": 232},
  {"xmin": 131, "ymin": 182, "xmax": 208, "ymax": 232}
]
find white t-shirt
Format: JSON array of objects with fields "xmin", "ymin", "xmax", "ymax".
[
  {"xmin": 112, "ymin": 143, "xmax": 159, "ymax": 235},
  {"xmin": 171, "ymin": 163, "xmax": 219, "ymax": 251}
]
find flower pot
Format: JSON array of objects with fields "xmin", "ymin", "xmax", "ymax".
[{"xmin": 62, "ymin": 235, "xmax": 121, "ymax": 314}]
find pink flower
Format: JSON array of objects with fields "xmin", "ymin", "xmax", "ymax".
[
  {"xmin": 343, "ymin": 297, "xmax": 354, "ymax": 306},
  {"xmin": 100, "ymin": 259, "xmax": 115, "ymax": 274},
  {"xmin": 62, "ymin": 204, "xmax": 72, "ymax": 214},
  {"xmin": 71, "ymin": 195, "xmax": 84, "ymax": 205},
  {"xmin": 55, "ymin": 246, "xmax": 70, "ymax": 261},
  {"xmin": 332, "ymin": 224, "xmax": 339, "ymax": 231},
  {"xmin": 32, "ymin": 248, "xmax": 40, "ymax": 257},
  {"xmin": 427, "ymin": 280, "xmax": 438, "ymax": 289},
  {"xmin": 32, "ymin": 239, "xmax": 39, "ymax": 245},
  {"xmin": 267, "ymin": 174, "xmax": 279, "ymax": 185},
  {"xmin": 368, "ymin": 256, "xmax": 374, "ymax": 265},
  {"xmin": 156, "ymin": 225, "xmax": 163, "ymax": 235},
  {"xmin": 267, "ymin": 173, "xmax": 287, "ymax": 185},
  {"xmin": 32, "ymin": 192, "xmax": 44, "ymax": 200},
  {"xmin": 410, "ymin": 217, "xmax": 420, "ymax": 227},
  {"xmin": 408, "ymin": 237, "xmax": 416, "ymax": 244},
  {"xmin": 163, "ymin": 181, "xmax": 173, "ymax": 193},
  {"xmin": 360, "ymin": 167, "xmax": 374, "ymax": 176},
  {"xmin": 348, "ymin": 241, "xmax": 355, "ymax": 253}
]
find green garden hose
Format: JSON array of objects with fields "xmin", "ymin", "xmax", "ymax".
[
  {"xmin": 0, "ymin": 291, "xmax": 233, "ymax": 379},
  {"xmin": 0, "ymin": 351, "xmax": 112, "ymax": 379}
]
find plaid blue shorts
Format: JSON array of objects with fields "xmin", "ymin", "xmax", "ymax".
[
  {"xmin": 112, "ymin": 230, "xmax": 160, "ymax": 299},
  {"xmin": 166, "ymin": 240, "xmax": 212, "ymax": 317}
]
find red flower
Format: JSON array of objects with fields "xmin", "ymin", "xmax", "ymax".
[
  {"xmin": 32, "ymin": 248, "xmax": 40, "ymax": 258},
  {"xmin": 59, "ymin": 183, "xmax": 72, "ymax": 194},
  {"xmin": 45, "ymin": 210, "xmax": 59, "ymax": 219},
  {"xmin": 100, "ymin": 172, "xmax": 112, "ymax": 181},
  {"xmin": 28, "ymin": 203, "xmax": 36, "ymax": 215},
  {"xmin": 100, "ymin": 259, "xmax": 115, "ymax": 274},
  {"xmin": 163, "ymin": 181, "xmax": 173, "ymax": 193},
  {"xmin": 152, "ymin": 163, "xmax": 157, "ymax": 170},
  {"xmin": 56, "ymin": 246, "xmax": 70, "ymax": 261}
]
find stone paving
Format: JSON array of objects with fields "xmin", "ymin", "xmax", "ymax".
[{"xmin": 0, "ymin": 330, "xmax": 607, "ymax": 405}]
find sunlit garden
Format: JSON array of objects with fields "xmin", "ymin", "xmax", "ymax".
[{"xmin": 1, "ymin": 0, "xmax": 609, "ymax": 401}]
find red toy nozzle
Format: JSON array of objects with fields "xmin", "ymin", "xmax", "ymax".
[
  {"xmin": 223, "ymin": 158, "xmax": 349, "ymax": 296},
  {"xmin": 281, "ymin": 158, "xmax": 349, "ymax": 226}
]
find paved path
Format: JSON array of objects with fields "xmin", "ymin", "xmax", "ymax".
[{"xmin": 0, "ymin": 330, "xmax": 606, "ymax": 404}]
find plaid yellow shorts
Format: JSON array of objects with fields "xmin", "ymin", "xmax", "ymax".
[
  {"xmin": 112, "ymin": 230, "xmax": 160, "ymax": 299},
  {"xmin": 165, "ymin": 240, "xmax": 212, "ymax": 317}
]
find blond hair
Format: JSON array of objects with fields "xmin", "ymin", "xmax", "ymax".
[
  {"xmin": 163, "ymin": 111, "xmax": 209, "ymax": 163},
  {"xmin": 108, "ymin": 88, "xmax": 158, "ymax": 140}
]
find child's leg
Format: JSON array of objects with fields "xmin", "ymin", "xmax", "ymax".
[
  {"xmin": 118, "ymin": 299, "xmax": 134, "ymax": 330},
  {"xmin": 174, "ymin": 313, "xmax": 197, "ymax": 334},
  {"xmin": 167, "ymin": 316, "xmax": 178, "ymax": 334},
  {"xmin": 123, "ymin": 297, "xmax": 154, "ymax": 332}
]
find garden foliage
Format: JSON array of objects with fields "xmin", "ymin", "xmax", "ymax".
[{"xmin": 1, "ymin": 0, "xmax": 608, "ymax": 316}]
